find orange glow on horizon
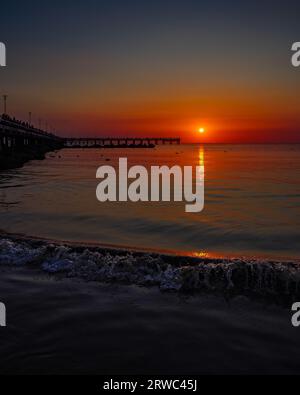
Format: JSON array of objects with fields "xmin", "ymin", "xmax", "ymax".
[{"xmin": 38, "ymin": 108, "xmax": 300, "ymax": 144}]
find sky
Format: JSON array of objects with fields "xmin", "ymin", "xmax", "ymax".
[{"xmin": 1, "ymin": 0, "xmax": 300, "ymax": 143}]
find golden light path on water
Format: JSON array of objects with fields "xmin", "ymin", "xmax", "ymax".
[{"xmin": 191, "ymin": 146, "xmax": 207, "ymax": 258}]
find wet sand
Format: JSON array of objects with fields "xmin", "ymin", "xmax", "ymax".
[{"xmin": 0, "ymin": 265, "xmax": 300, "ymax": 375}]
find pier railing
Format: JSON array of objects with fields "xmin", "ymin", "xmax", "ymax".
[
  {"xmin": 0, "ymin": 116, "xmax": 63, "ymax": 152},
  {"xmin": 64, "ymin": 137, "xmax": 181, "ymax": 148},
  {"xmin": 1, "ymin": 115, "xmax": 181, "ymax": 153}
]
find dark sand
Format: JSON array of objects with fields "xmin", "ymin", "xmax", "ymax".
[{"xmin": 0, "ymin": 266, "xmax": 299, "ymax": 375}]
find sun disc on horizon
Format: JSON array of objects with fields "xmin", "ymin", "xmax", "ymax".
[{"xmin": 199, "ymin": 128, "xmax": 205, "ymax": 134}]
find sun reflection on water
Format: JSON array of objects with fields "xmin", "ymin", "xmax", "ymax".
[
  {"xmin": 191, "ymin": 251, "xmax": 210, "ymax": 259},
  {"xmin": 199, "ymin": 146, "xmax": 205, "ymax": 168}
]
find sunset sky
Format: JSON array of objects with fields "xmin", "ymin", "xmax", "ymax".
[{"xmin": 1, "ymin": 0, "xmax": 300, "ymax": 143}]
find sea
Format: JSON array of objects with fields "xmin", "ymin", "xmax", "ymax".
[{"xmin": 0, "ymin": 144, "xmax": 299, "ymax": 260}]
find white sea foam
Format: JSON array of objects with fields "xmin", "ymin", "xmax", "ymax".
[
  {"xmin": 0, "ymin": 238, "xmax": 300, "ymax": 302},
  {"xmin": 0, "ymin": 239, "xmax": 47, "ymax": 266}
]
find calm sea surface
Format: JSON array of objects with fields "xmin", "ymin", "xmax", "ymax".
[{"xmin": 0, "ymin": 144, "xmax": 299, "ymax": 259}]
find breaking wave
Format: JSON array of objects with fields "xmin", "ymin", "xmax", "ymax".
[{"xmin": 0, "ymin": 237, "xmax": 300, "ymax": 302}]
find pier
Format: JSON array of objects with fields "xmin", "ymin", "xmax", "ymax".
[
  {"xmin": 0, "ymin": 115, "xmax": 63, "ymax": 153},
  {"xmin": 64, "ymin": 137, "xmax": 181, "ymax": 148},
  {"xmin": 0, "ymin": 116, "xmax": 181, "ymax": 151},
  {"xmin": 0, "ymin": 113, "xmax": 181, "ymax": 170},
  {"xmin": 0, "ymin": 115, "xmax": 64, "ymax": 170}
]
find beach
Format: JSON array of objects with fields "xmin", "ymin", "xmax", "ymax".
[
  {"xmin": 1, "ymin": 0, "xmax": 300, "ymax": 378},
  {"xmin": 0, "ymin": 259, "xmax": 299, "ymax": 375},
  {"xmin": 0, "ymin": 235, "xmax": 300, "ymax": 374},
  {"xmin": 0, "ymin": 144, "xmax": 300, "ymax": 375}
]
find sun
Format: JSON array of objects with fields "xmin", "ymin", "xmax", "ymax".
[{"xmin": 199, "ymin": 128, "xmax": 205, "ymax": 134}]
